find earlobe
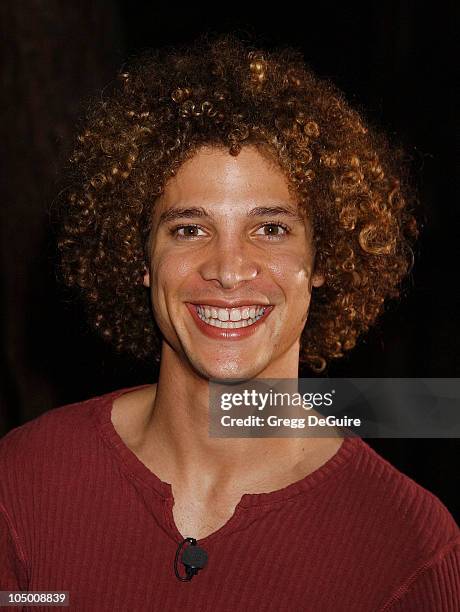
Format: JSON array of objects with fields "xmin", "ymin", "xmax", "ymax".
[
  {"xmin": 312, "ymin": 272, "xmax": 325, "ymax": 288},
  {"xmin": 142, "ymin": 269, "xmax": 150, "ymax": 288}
]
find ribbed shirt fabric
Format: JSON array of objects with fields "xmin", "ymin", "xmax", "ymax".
[{"xmin": 1, "ymin": 384, "xmax": 459, "ymax": 611}]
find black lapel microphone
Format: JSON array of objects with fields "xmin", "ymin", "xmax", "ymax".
[{"xmin": 174, "ymin": 537, "xmax": 208, "ymax": 581}]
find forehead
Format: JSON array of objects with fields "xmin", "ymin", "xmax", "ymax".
[{"xmin": 156, "ymin": 145, "xmax": 297, "ymax": 211}]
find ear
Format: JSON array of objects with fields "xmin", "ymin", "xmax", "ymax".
[
  {"xmin": 311, "ymin": 271, "xmax": 325, "ymax": 288},
  {"xmin": 142, "ymin": 268, "xmax": 150, "ymax": 288}
]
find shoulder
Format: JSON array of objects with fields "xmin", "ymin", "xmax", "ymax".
[
  {"xmin": 0, "ymin": 384, "xmax": 149, "ymax": 487},
  {"xmin": 348, "ymin": 438, "xmax": 459, "ymax": 557},
  {"xmin": 334, "ymin": 438, "xmax": 460, "ymax": 608},
  {"xmin": 0, "ymin": 390, "xmax": 106, "ymax": 462}
]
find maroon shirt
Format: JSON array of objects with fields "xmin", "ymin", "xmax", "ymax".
[{"xmin": 1, "ymin": 385, "xmax": 459, "ymax": 611}]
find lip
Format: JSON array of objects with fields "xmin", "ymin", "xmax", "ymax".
[
  {"xmin": 186, "ymin": 302, "xmax": 274, "ymax": 340},
  {"xmin": 188, "ymin": 298, "xmax": 270, "ymax": 308}
]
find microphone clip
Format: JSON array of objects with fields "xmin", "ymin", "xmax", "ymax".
[{"xmin": 174, "ymin": 537, "xmax": 208, "ymax": 581}]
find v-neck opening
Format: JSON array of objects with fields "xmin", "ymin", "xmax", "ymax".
[{"xmin": 92, "ymin": 384, "xmax": 362, "ymax": 544}]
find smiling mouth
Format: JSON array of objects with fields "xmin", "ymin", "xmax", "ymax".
[
  {"xmin": 195, "ymin": 304, "xmax": 267, "ymax": 328},
  {"xmin": 186, "ymin": 303, "xmax": 273, "ymax": 339}
]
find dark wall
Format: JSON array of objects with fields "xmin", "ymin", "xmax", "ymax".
[{"xmin": 1, "ymin": 2, "xmax": 458, "ymax": 520}]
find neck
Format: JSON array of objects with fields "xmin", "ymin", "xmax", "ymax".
[{"xmin": 140, "ymin": 342, "xmax": 335, "ymax": 494}]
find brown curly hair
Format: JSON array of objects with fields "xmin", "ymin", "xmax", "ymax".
[{"xmin": 55, "ymin": 33, "xmax": 418, "ymax": 373}]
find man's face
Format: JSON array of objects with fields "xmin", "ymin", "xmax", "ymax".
[{"xmin": 143, "ymin": 145, "xmax": 324, "ymax": 380}]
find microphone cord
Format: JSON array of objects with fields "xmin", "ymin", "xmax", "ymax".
[
  {"xmin": 174, "ymin": 537, "xmax": 195, "ymax": 581},
  {"xmin": 174, "ymin": 537, "xmax": 208, "ymax": 581}
]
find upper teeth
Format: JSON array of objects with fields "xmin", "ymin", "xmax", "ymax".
[{"xmin": 196, "ymin": 305, "xmax": 266, "ymax": 321}]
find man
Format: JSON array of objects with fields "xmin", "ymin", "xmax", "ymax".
[{"xmin": 1, "ymin": 34, "xmax": 459, "ymax": 610}]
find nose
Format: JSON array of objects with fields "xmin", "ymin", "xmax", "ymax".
[{"xmin": 198, "ymin": 236, "xmax": 261, "ymax": 290}]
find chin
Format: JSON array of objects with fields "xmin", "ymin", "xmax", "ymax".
[{"xmin": 190, "ymin": 353, "xmax": 268, "ymax": 383}]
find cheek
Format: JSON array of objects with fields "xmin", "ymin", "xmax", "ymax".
[
  {"xmin": 269, "ymin": 252, "xmax": 313, "ymax": 298},
  {"xmin": 152, "ymin": 248, "xmax": 192, "ymax": 290},
  {"xmin": 149, "ymin": 250, "xmax": 194, "ymax": 324},
  {"xmin": 268, "ymin": 253, "xmax": 314, "ymax": 329}
]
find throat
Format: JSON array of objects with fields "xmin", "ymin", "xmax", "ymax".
[{"xmin": 169, "ymin": 487, "xmax": 244, "ymax": 541}]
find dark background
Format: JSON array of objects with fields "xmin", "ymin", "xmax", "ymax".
[{"xmin": 0, "ymin": 2, "xmax": 458, "ymax": 520}]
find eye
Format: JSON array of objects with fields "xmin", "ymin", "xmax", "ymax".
[
  {"xmin": 254, "ymin": 222, "xmax": 290, "ymax": 239},
  {"xmin": 171, "ymin": 224, "xmax": 207, "ymax": 239},
  {"xmin": 169, "ymin": 221, "xmax": 291, "ymax": 241}
]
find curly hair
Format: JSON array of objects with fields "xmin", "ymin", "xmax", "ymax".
[{"xmin": 55, "ymin": 33, "xmax": 418, "ymax": 373}]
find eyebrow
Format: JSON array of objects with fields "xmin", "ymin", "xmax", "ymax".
[{"xmin": 158, "ymin": 205, "xmax": 303, "ymax": 225}]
